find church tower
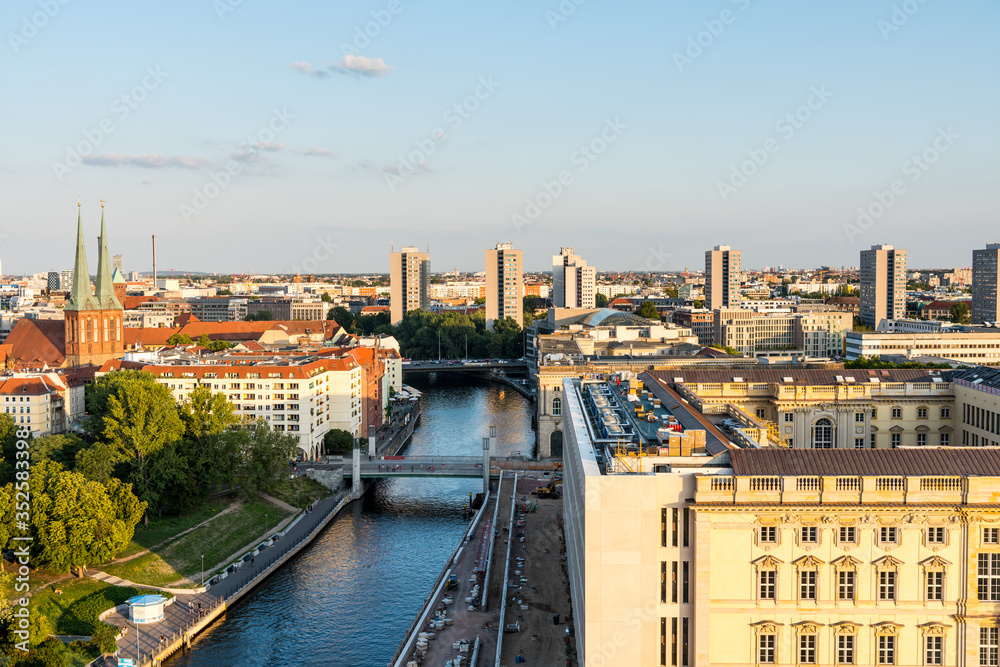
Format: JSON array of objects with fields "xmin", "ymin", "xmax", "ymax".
[{"xmin": 64, "ymin": 202, "xmax": 125, "ymax": 367}]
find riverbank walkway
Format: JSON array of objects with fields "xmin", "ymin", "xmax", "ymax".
[{"xmin": 98, "ymin": 487, "xmax": 355, "ymax": 666}]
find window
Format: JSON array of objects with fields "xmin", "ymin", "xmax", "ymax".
[
  {"xmin": 799, "ymin": 634, "xmax": 816, "ymax": 664},
  {"xmin": 838, "ymin": 570, "xmax": 855, "ymax": 600},
  {"xmin": 925, "ymin": 636, "xmax": 943, "ymax": 666},
  {"xmin": 880, "ymin": 526, "xmax": 898, "ymax": 546},
  {"xmin": 801, "ymin": 526, "xmax": 817, "ymax": 544},
  {"xmin": 918, "ymin": 407, "xmax": 928, "ymax": 419},
  {"xmin": 854, "ymin": 438, "xmax": 865, "ymax": 449},
  {"xmin": 926, "ymin": 571, "xmax": 944, "ymax": 601},
  {"xmin": 941, "ymin": 407, "xmax": 951, "ymax": 419},
  {"xmin": 759, "ymin": 570, "xmax": 776, "ymax": 600},
  {"xmin": 800, "ymin": 570, "xmax": 816, "ymax": 600},
  {"xmin": 839, "ymin": 526, "xmax": 856, "ymax": 544},
  {"xmin": 760, "ymin": 526, "xmax": 777, "ymax": 544},
  {"xmin": 551, "ymin": 397, "xmax": 561, "ymax": 416},
  {"xmin": 756, "ymin": 408, "xmax": 766, "ymax": 419},
  {"xmin": 879, "ymin": 570, "xmax": 896, "ymax": 601},
  {"xmin": 758, "ymin": 633, "xmax": 775, "ymax": 664},
  {"xmin": 983, "ymin": 627, "xmax": 999, "ymax": 666},
  {"xmin": 892, "ymin": 407, "xmax": 902, "ymax": 419},
  {"xmin": 891, "ymin": 433, "xmax": 901, "ymax": 448},
  {"xmin": 871, "ymin": 433, "xmax": 877, "ymax": 448},
  {"xmin": 878, "ymin": 635, "xmax": 895, "ymax": 665},
  {"xmin": 855, "ymin": 412, "xmax": 865, "ymax": 423},
  {"xmin": 813, "ymin": 418, "xmax": 834, "ymax": 448},
  {"xmin": 927, "ymin": 527, "xmax": 946, "ymax": 544},
  {"xmin": 837, "ymin": 634, "xmax": 855, "ymax": 664},
  {"xmin": 918, "ymin": 433, "xmax": 928, "ymax": 446},
  {"xmin": 978, "ymin": 553, "xmax": 1000, "ymax": 601},
  {"xmin": 940, "ymin": 433, "xmax": 950, "ymax": 446},
  {"xmin": 986, "ymin": 528, "xmax": 1000, "ymax": 544},
  {"xmin": 784, "ymin": 412, "xmax": 794, "ymax": 423}
]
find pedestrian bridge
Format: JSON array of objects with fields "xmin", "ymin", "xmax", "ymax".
[
  {"xmin": 359, "ymin": 456, "xmax": 523, "ymax": 479},
  {"xmin": 402, "ymin": 360, "xmax": 528, "ymax": 375}
]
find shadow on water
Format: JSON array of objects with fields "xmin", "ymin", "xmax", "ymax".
[{"xmin": 165, "ymin": 372, "xmax": 532, "ymax": 667}]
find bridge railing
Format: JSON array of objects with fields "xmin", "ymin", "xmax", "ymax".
[{"xmin": 365, "ymin": 455, "xmax": 523, "ymax": 464}]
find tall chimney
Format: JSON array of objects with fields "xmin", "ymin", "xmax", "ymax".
[{"xmin": 152, "ymin": 234, "xmax": 157, "ymax": 286}]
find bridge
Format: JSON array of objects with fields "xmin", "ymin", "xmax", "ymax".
[
  {"xmin": 358, "ymin": 456, "xmax": 504, "ymax": 479},
  {"xmin": 402, "ymin": 360, "xmax": 528, "ymax": 375}
]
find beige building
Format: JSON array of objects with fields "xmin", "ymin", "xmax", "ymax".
[
  {"xmin": 846, "ymin": 330, "xmax": 1000, "ymax": 366},
  {"xmin": 860, "ymin": 244, "xmax": 907, "ymax": 329},
  {"xmin": 706, "ymin": 245, "xmax": 741, "ymax": 310},
  {"xmin": 561, "ymin": 375, "xmax": 1000, "ymax": 666},
  {"xmin": 552, "ymin": 247, "xmax": 596, "ymax": 309},
  {"xmin": 714, "ymin": 308, "xmax": 853, "ymax": 357},
  {"xmin": 972, "ymin": 243, "xmax": 1000, "ymax": 325},
  {"xmin": 485, "ymin": 242, "xmax": 522, "ymax": 331},
  {"xmin": 0, "ymin": 372, "xmax": 83, "ymax": 436},
  {"xmin": 390, "ymin": 246, "xmax": 430, "ymax": 324}
]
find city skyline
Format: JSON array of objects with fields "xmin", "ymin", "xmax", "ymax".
[{"xmin": 2, "ymin": 1, "xmax": 997, "ymax": 274}]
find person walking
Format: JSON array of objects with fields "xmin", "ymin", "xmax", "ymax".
[{"xmin": 251, "ymin": 557, "xmax": 255, "ymax": 568}]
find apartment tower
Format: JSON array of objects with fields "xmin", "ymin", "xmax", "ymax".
[
  {"xmin": 486, "ymin": 242, "xmax": 523, "ymax": 331},
  {"xmin": 972, "ymin": 243, "xmax": 1000, "ymax": 324},
  {"xmin": 705, "ymin": 245, "xmax": 741, "ymax": 310},
  {"xmin": 860, "ymin": 244, "xmax": 907, "ymax": 329},
  {"xmin": 552, "ymin": 247, "xmax": 596, "ymax": 309},
  {"xmin": 389, "ymin": 245, "xmax": 430, "ymax": 324}
]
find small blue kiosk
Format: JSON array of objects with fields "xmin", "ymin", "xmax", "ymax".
[{"xmin": 125, "ymin": 594, "xmax": 167, "ymax": 624}]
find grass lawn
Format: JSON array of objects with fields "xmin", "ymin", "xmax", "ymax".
[
  {"xmin": 31, "ymin": 578, "xmax": 111, "ymax": 633},
  {"xmin": 267, "ymin": 475, "xmax": 331, "ymax": 509},
  {"xmin": 131, "ymin": 497, "xmax": 234, "ymax": 549},
  {"xmin": 103, "ymin": 500, "xmax": 292, "ymax": 586}
]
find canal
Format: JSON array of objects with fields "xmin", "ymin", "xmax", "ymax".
[{"xmin": 164, "ymin": 374, "xmax": 534, "ymax": 667}]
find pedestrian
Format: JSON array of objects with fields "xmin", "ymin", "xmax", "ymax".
[
  {"xmin": 411, "ymin": 465, "xmax": 414, "ymax": 472},
  {"xmin": 251, "ymin": 557, "xmax": 255, "ymax": 567},
  {"xmin": 159, "ymin": 634, "xmax": 165, "ymax": 645}
]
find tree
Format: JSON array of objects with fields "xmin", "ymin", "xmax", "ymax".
[
  {"xmin": 25, "ymin": 461, "xmax": 146, "ymax": 573},
  {"xmin": 321, "ymin": 292, "xmax": 332, "ymax": 302},
  {"xmin": 28, "ymin": 434, "xmax": 84, "ymax": 469},
  {"xmin": 244, "ymin": 311, "xmax": 272, "ymax": 322},
  {"xmin": 473, "ymin": 297, "xmax": 486, "ymax": 305},
  {"xmin": 74, "ymin": 442, "xmax": 117, "ymax": 484},
  {"xmin": 950, "ymin": 302, "xmax": 971, "ymax": 324},
  {"xmin": 208, "ymin": 339, "xmax": 233, "ymax": 352},
  {"xmin": 88, "ymin": 371, "xmax": 184, "ymax": 514},
  {"xmin": 212, "ymin": 421, "xmax": 297, "ymax": 501},
  {"xmin": 216, "ymin": 287, "xmax": 233, "ymax": 296},
  {"xmin": 693, "ymin": 299, "xmax": 705, "ymax": 309},
  {"xmin": 196, "ymin": 333, "xmax": 212, "ymax": 348},
  {"xmin": 166, "ymin": 333, "xmax": 193, "ymax": 346},
  {"xmin": 595, "ymin": 293, "xmax": 610, "ymax": 308},
  {"xmin": 635, "ymin": 301, "xmax": 661, "ymax": 321},
  {"xmin": 328, "ymin": 306, "xmax": 355, "ymax": 332},
  {"xmin": 179, "ymin": 386, "xmax": 238, "ymax": 443},
  {"xmin": 323, "ymin": 429, "xmax": 354, "ymax": 454}
]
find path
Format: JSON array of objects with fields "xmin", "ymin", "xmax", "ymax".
[{"xmin": 98, "ymin": 488, "xmax": 354, "ymax": 667}]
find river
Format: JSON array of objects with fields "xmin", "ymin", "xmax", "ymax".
[{"xmin": 164, "ymin": 373, "xmax": 533, "ymax": 667}]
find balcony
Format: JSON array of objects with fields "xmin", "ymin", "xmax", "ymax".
[{"xmin": 695, "ymin": 474, "xmax": 967, "ymax": 505}]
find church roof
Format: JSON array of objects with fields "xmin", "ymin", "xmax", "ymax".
[
  {"xmin": 112, "ymin": 267, "xmax": 126, "ymax": 284},
  {"xmin": 94, "ymin": 205, "xmax": 123, "ymax": 311},
  {"xmin": 66, "ymin": 205, "xmax": 98, "ymax": 311},
  {"xmin": 3, "ymin": 319, "xmax": 66, "ymax": 368}
]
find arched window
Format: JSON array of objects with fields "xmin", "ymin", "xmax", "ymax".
[
  {"xmin": 552, "ymin": 396, "xmax": 562, "ymax": 416},
  {"xmin": 550, "ymin": 429, "xmax": 563, "ymax": 457},
  {"xmin": 812, "ymin": 418, "xmax": 833, "ymax": 449}
]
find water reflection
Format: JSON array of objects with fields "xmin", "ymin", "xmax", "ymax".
[{"xmin": 165, "ymin": 373, "xmax": 532, "ymax": 667}]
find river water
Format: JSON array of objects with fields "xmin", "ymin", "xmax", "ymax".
[{"xmin": 165, "ymin": 374, "xmax": 533, "ymax": 667}]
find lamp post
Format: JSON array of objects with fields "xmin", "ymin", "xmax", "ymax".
[
  {"xmin": 135, "ymin": 620, "xmax": 140, "ymax": 664},
  {"xmin": 201, "ymin": 555, "xmax": 205, "ymax": 587},
  {"xmin": 465, "ymin": 334, "xmax": 468, "ymax": 361},
  {"xmin": 265, "ymin": 513, "xmax": 269, "ymax": 539}
]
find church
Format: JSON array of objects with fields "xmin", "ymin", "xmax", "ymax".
[{"xmin": 3, "ymin": 203, "xmax": 126, "ymax": 369}]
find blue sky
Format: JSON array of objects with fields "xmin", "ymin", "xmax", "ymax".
[{"xmin": 1, "ymin": 0, "xmax": 997, "ymax": 275}]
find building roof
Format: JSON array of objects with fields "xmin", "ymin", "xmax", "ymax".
[
  {"xmin": 4, "ymin": 319, "xmax": 66, "ymax": 368},
  {"xmin": 647, "ymin": 368, "xmax": 940, "ymax": 386},
  {"xmin": 950, "ymin": 366, "xmax": 1000, "ymax": 390},
  {"xmin": 579, "ymin": 308, "xmax": 656, "ymax": 327},
  {"xmin": 0, "ymin": 374, "xmax": 67, "ymax": 395},
  {"xmin": 922, "ymin": 300, "xmax": 962, "ymax": 311},
  {"xmin": 731, "ymin": 447, "xmax": 1000, "ymax": 477}
]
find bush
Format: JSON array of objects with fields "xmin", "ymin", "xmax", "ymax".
[
  {"xmin": 58, "ymin": 586, "xmax": 139, "ymax": 635},
  {"xmin": 90, "ymin": 623, "xmax": 120, "ymax": 654}
]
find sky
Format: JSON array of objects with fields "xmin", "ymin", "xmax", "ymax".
[{"xmin": 1, "ymin": 0, "xmax": 997, "ymax": 275}]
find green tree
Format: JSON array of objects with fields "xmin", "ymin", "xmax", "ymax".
[
  {"xmin": 328, "ymin": 306, "xmax": 355, "ymax": 332},
  {"xmin": 321, "ymin": 292, "xmax": 332, "ymax": 302},
  {"xmin": 323, "ymin": 428, "xmax": 354, "ymax": 454},
  {"xmin": 635, "ymin": 301, "xmax": 661, "ymax": 321},
  {"xmin": 213, "ymin": 421, "xmax": 297, "ymax": 501},
  {"xmin": 166, "ymin": 333, "xmax": 193, "ymax": 346},
  {"xmin": 244, "ymin": 310, "xmax": 272, "ymax": 322},
  {"xmin": 594, "ymin": 293, "xmax": 610, "ymax": 308},
  {"xmin": 693, "ymin": 299, "xmax": 705, "ymax": 309},
  {"xmin": 208, "ymin": 339, "xmax": 233, "ymax": 352},
  {"xmin": 74, "ymin": 442, "xmax": 117, "ymax": 484},
  {"xmin": 196, "ymin": 333, "xmax": 212, "ymax": 348},
  {"xmin": 950, "ymin": 302, "xmax": 971, "ymax": 324},
  {"xmin": 179, "ymin": 386, "xmax": 238, "ymax": 442},
  {"xmin": 26, "ymin": 461, "xmax": 146, "ymax": 573},
  {"xmin": 473, "ymin": 297, "xmax": 486, "ymax": 305},
  {"xmin": 216, "ymin": 287, "xmax": 233, "ymax": 296},
  {"xmin": 27, "ymin": 434, "xmax": 83, "ymax": 470}
]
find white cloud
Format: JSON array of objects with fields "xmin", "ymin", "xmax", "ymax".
[
  {"xmin": 82, "ymin": 154, "xmax": 209, "ymax": 169},
  {"xmin": 290, "ymin": 56, "xmax": 393, "ymax": 79},
  {"xmin": 255, "ymin": 141, "xmax": 285, "ymax": 151},
  {"xmin": 303, "ymin": 147, "xmax": 337, "ymax": 158}
]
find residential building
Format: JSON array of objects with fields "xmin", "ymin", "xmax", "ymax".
[
  {"xmin": 485, "ymin": 242, "xmax": 523, "ymax": 331},
  {"xmin": 921, "ymin": 300, "xmax": 966, "ymax": 322},
  {"xmin": 972, "ymin": 243, "xmax": 1000, "ymax": 324},
  {"xmin": 46, "ymin": 272, "xmax": 60, "ymax": 291},
  {"xmin": 860, "ymin": 244, "xmax": 906, "ymax": 328},
  {"xmin": 705, "ymin": 245, "xmax": 741, "ymax": 310},
  {"xmin": 552, "ymin": 247, "xmax": 596, "ymax": 309},
  {"xmin": 713, "ymin": 308, "xmax": 853, "ymax": 357},
  {"xmin": 246, "ymin": 297, "xmax": 330, "ymax": 322},
  {"xmin": 59, "ymin": 269, "xmax": 73, "ymax": 291},
  {"xmin": 0, "ymin": 372, "xmax": 83, "ymax": 436},
  {"xmin": 390, "ymin": 246, "xmax": 431, "ymax": 324},
  {"xmin": 846, "ymin": 330, "xmax": 1000, "ymax": 366},
  {"xmin": 113, "ymin": 253, "xmax": 123, "ymax": 273},
  {"xmin": 824, "ymin": 296, "xmax": 861, "ymax": 316},
  {"xmin": 670, "ymin": 308, "xmax": 715, "ymax": 346}
]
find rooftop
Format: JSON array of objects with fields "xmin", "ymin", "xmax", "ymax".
[{"xmin": 730, "ymin": 447, "xmax": 1000, "ymax": 477}]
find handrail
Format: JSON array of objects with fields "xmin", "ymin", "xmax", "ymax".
[{"xmin": 495, "ymin": 473, "xmax": 519, "ymax": 667}]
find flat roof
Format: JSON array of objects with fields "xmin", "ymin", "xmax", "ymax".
[{"xmin": 731, "ymin": 448, "xmax": 1000, "ymax": 477}]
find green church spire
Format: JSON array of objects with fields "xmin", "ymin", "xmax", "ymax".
[
  {"xmin": 95, "ymin": 200, "xmax": 123, "ymax": 310},
  {"xmin": 66, "ymin": 202, "xmax": 97, "ymax": 311}
]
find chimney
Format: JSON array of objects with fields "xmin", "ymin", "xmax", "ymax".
[{"xmin": 152, "ymin": 234, "xmax": 157, "ymax": 286}]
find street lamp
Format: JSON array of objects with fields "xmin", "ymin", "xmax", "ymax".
[
  {"xmin": 465, "ymin": 334, "xmax": 468, "ymax": 361},
  {"xmin": 265, "ymin": 513, "xmax": 269, "ymax": 539},
  {"xmin": 135, "ymin": 620, "xmax": 140, "ymax": 664},
  {"xmin": 201, "ymin": 555, "xmax": 205, "ymax": 587}
]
